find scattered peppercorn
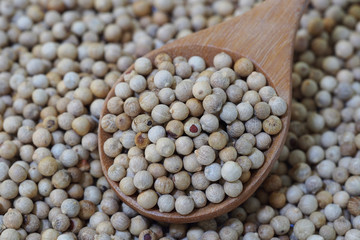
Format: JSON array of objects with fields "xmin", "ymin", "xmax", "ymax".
[{"xmin": 0, "ymin": 0, "xmax": 359, "ymax": 239}]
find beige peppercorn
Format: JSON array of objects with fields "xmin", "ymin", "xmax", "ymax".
[
  {"xmin": 8, "ymin": 164, "xmax": 27, "ymax": 183},
  {"xmin": 186, "ymin": 98, "xmax": 204, "ymax": 117},
  {"xmin": 101, "ymin": 114, "xmax": 118, "ymax": 133},
  {"xmin": 219, "ymin": 147, "xmax": 237, "ymax": 162},
  {"xmin": 175, "ymin": 136, "xmax": 194, "ymax": 155},
  {"xmin": 173, "ymin": 171, "xmax": 191, "ymax": 190},
  {"xmin": 132, "ymin": 0, "xmax": 152, "ymax": 17},
  {"xmin": 175, "ymin": 80, "xmax": 194, "ymax": 102},
  {"xmin": 132, "ymin": 114, "xmax": 153, "ymax": 133},
  {"xmin": 154, "ymin": 176, "xmax": 174, "ymax": 194},
  {"xmin": 119, "ymin": 177, "xmax": 137, "ymax": 196},
  {"xmin": 166, "ymin": 120, "xmax": 184, "ymax": 138},
  {"xmin": 169, "ymin": 101, "xmax": 189, "ymax": 120},
  {"xmin": 208, "ymin": 131, "xmax": 228, "ymax": 150},
  {"xmin": 202, "ymin": 94, "xmax": 223, "ymax": 114},
  {"xmin": 147, "ymin": 163, "xmax": 167, "ymax": 179},
  {"xmin": 234, "ymin": 58, "xmax": 254, "ymax": 77},
  {"xmin": 137, "ymin": 190, "xmax": 158, "ymax": 209},
  {"xmin": 32, "ymin": 128, "xmax": 52, "ymax": 147},
  {"xmin": 71, "ymin": 116, "xmax": 90, "ymax": 136},
  {"xmin": 135, "ymin": 132, "xmax": 150, "ymax": 150},
  {"xmin": 139, "ymin": 91, "xmax": 159, "ymax": 113},
  {"xmin": 103, "ymin": 138, "xmax": 122, "ymax": 158},
  {"xmin": 3, "ymin": 208, "xmax": 23, "ymax": 229},
  {"xmin": 263, "ymin": 115, "xmax": 283, "ymax": 135},
  {"xmin": 38, "ymin": 156, "xmax": 57, "ymax": 177},
  {"xmin": 106, "ymin": 96, "xmax": 124, "ymax": 115},
  {"xmin": 254, "ymin": 102, "xmax": 271, "ymax": 120},
  {"xmin": 115, "ymin": 113, "xmax": 132, "ymax": 131},
  {"xmin": 124, "ymin": 97, "xmax": 142, "ymax": 117},
  {"xmin": 192, "ymin": 81, "xmax": 212, "ymax": 100},
  {"xmin": 43, "ymin": 116, "xmax": 58, "ymax": 132}
]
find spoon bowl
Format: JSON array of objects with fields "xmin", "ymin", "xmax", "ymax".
[{"xmin": 99, "ymin": 0, "xmax": 309, "ymax": 224}]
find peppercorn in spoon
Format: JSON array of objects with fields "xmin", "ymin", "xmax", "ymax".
[{"xmin": 99, "ymin": 0, "xmax": 309, "ymax": 223}]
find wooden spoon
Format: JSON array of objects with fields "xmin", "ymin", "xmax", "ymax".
[{"xmin": 99, "ymin": 0, "xmax": 309, "ymax": 224}]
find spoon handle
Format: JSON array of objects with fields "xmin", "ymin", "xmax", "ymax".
[
  {"xmin": 221, "ymin": 0, "xmax": 310, "ymax": 104},
  {"xmin": 171, "ymin": 0, "xmax": 309, "ymax": 103}
]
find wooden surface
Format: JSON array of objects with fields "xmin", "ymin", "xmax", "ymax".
[{"xmin": 99, "ymin": 0, "xmax": 309, "ymax": 224}]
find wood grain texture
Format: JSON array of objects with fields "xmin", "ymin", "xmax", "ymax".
[{"xmin": 99, "ymin": 0, "xmax": 309, "ymax": 224}]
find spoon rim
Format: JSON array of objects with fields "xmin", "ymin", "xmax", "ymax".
[{"xmin": 99, "ymin": 44, "xmax": 291, "ymax": 224}]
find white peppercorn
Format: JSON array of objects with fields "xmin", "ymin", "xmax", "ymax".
[
  {"xmin": 129, "ymin": 75, "xmax": 147, "ymax": 93},
  {"xmin": 247, "ymin": 72, "xmax": 266, "ymax": 91},
  {"xmin": 224, "ymin": 180, "xmax": 243, "ymax": 198},
  {"xmin": 175, "ymin": 136, "xmax": 194, "ymax": 155},
  {"xmin": 156, "ymin": 137, "xmax": 175, "ymax": 157},
  {"xmin": 204, "ymin": 163, "xmax": 221, "ymax": 182},
  {"xmin": 154, "ymin": 70, "xmax": 174, "ymax": 89},
  {"xmin": 269, "ymin": 96, "xmax": 287, "ymax": 116},
  {"xmin": 158, "ymin": 88, "xmax": 176, "ymax": 105},
  {"xmin": 237, "ymin": 102, "xmax": 253, "ymax": 121},
  {"xmin": 221, "ymin": 161, "xmax": 242, "ymax": 182},
  {"xmin": 108, "ymin": 164, "xmax": 126, "ymax": 182},
  {"xmin": 175, "ymin": 196, "xmax": 194, "ymax": 215},
  {"xmin": 213, "ymin": 52, "xmax": 232, "ymax": 69},
  {"xmin": 206, "ymin": 184, "xmax": 225, "ymax": 203},
  {"xmin": 270, "ymin": 216, "xmax": 290, "ymax": 235},
  {"xmin": 294, "ymin": 219, "xmax": 315, "ymax": 240},
  {"xmin": 151, "ymin": 104, "xmax": 171, "ymax": 124},
  {"xmin": 164, "ymin": 155, "xmax": 182, "ymax": 173},
  {"xmin": 158, "ymin": 194, "xmax": 175, "ymax": 213},
  {"xmin": 202, "ymin": 94, "xmax": 223, "ymax": 114},
  {"xmin": 199, "ymin": 114, "xmax": 218, "ymax": 133},
  {"xmin": 220, "ymin": 102, "xmax": 238, "ymax": 124},
  {"xmin": 298, "ymin": 195, "xmax": 318, "ymax": 215},
  {"xmin": 134, "ymin": 57, "xmax": 152, "ymax": 75},
  {"xmin": 196, "ymin": 145, "xmax": 216, "ymax": 166},
  {"xmin": 133, "ymin": 170, "xmax": 153, "ymax": 191}
]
